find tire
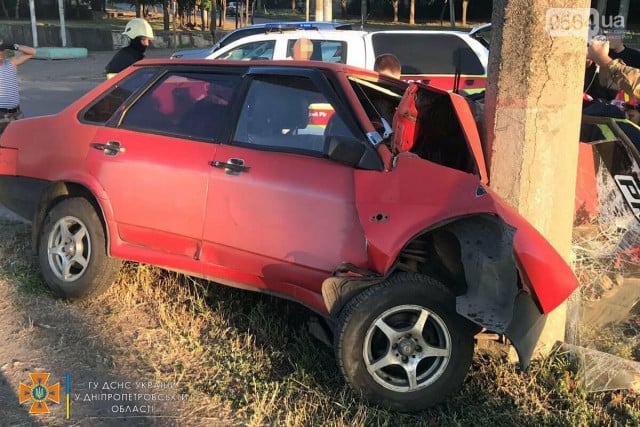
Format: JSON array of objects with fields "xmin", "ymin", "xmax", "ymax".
[
  {"xmin": 335, "ymin": 272, "xmax": 474, "ymax": 412},
  {"xmin": 37, "ymin": 197, "xmax": 121, "ymax": 300}
]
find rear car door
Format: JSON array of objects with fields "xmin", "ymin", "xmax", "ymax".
[
  {"xmin": 200, "ymin": 68, "xmax": 369, "ymax": 294},
  {"xmin": 86, "ymin": 70, "xmax": 241, "ymax": 257}
]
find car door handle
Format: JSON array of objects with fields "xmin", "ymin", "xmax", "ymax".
[
  {"xmin": 209, "ymin": 158, "xmax": 250, "ymax": 174},
  {"xmin": 90, "ymin": 141, "xmax": 125, "ymax": 156}
]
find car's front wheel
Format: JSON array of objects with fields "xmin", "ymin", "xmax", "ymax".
[
  {"xmin": 37, "ymin": 197, "xmax": 121, "ymax": 300},
  {"xmin": 335, "ymin": 272, "xmax": 474, "ymax": 412}
]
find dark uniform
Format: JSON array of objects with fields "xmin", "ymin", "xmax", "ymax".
[{"xmin": 105, "ymin": 37, "xmax": 148, "ymax": 78}]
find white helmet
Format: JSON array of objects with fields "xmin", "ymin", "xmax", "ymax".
[{"xmin": 123, "ymin": 18, "xmax": 154, "ymax": 40}]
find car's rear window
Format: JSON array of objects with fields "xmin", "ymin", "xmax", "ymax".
[
  {"xmin": 81, "ymin": 68, "xmax": 159, "ymax": 124},
  {"xmin": 371, "ymin": 33, "xmax": 484, "ymax": 76}
]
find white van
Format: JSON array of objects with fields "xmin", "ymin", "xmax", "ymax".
[{"xmin": 204, "ymin": 29, "xmax": 489, "ymax": 91}]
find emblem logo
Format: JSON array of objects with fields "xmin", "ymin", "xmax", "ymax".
[{"xmin": 19, "ymin": 372, "xmax": 60, "ymax": 414}]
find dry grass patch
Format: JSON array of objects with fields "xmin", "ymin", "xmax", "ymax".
[{"xmin": 2, "ymin": 216, "xmax": 640, "ymax": 425}]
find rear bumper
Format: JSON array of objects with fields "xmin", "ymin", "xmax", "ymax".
[{"xmin": 0, "ymin": 176, "xmax": 50, "ymax": 221}]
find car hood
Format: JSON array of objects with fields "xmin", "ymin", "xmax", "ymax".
[{"xmin": 354, "ymin": 153, "xmax": 578, "ymax": 315}]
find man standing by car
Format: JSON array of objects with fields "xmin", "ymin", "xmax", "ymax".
[{"xmin": 0, "ymin": 39, "xmax": 36, "ymax": 134}]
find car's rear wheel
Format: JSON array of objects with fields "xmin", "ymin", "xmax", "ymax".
[
  {"xmin": 335, "ymin": 272, "xmax": 474, "ymax": 412},
  {"xmin": 37, "ymin": 197, "xmax": 121, "ymax": 300}
]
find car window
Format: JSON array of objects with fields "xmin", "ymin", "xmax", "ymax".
[
  {"xmin": 348, "ymin": 75, "xmax": 403, "ymax": 137},
  {"xmin": 233, "ymin": 75, "xmax": 359, "ymax": 154},
  {"xmin": 120, "ymin": 72, "xmax": 241, "ymax": 141},
  {"xmin": 81, "ymin": 68, "xmax": 158, "ymax": 124},
  {"xmin": 371, "ymin": 33, "xmax": 485, "ymax": 75},
  {"xmin": 217, "ymin": 40, "xmax": 275, "ymax": 61},
  {"xmin": 220, "ymin": 28, "xmax": 265, "ymax": 48},
  {"xmin": 286, "ymin": 40, "xmax": 347, "ymax": 63}
]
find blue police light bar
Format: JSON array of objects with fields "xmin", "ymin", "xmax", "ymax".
[{"xmin": 264, "ymin": 22, "xmax": 317, "ymax": 30}]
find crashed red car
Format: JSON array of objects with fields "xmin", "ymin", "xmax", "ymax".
[{"xmin": 0, "ymin": 60, "xmax": 578, "ymax": 412}]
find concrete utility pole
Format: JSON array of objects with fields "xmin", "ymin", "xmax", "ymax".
[{"xmin": 483, "ymin": 0, "xmax": 589, "ymax": 355}]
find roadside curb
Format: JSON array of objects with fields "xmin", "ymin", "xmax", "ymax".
[{"xmin": 33, "ymin": 47, "xmax": 88, "ymax": 60}]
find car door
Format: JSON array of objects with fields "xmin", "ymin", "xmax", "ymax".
[
  {"xmin": 86, "ymin": 70, "xmax": 241, "ymax": 257},
  {"xmin": 200, "ymin": 69, "xmax": 369, "ymax": 294}
]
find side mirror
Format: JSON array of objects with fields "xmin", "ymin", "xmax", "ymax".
[{"xmin": 326, "ymin": 135, "xmax": 366, "ymax": 167}]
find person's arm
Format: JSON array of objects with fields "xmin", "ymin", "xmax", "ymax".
[
  {"xmin": 609, "ymin": 37, "xmax": 640, "ymax": 68},
  {"xmin": 600, "ymin": 60, "xmax": 640, "ymax": 100},
  {"xmin": 589, "ymin": 39, "xmax": 640, "ymax": 100},
  {"xmin": 7, "ymin": 43, "xmax": 36, "ymax": 66}
]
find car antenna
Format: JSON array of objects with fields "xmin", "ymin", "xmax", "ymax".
[{"xmin": 453, "ymin": 50, "xmax": 461, "ymax": 94}]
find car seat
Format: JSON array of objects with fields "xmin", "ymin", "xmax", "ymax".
[{"xmin": 247, "ymin": 88, "xmax": 310, "ymax": 147}]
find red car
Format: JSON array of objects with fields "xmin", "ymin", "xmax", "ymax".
[{"xmin": 0, "ymin": 60, "xmax": 578, "ymax": 412}]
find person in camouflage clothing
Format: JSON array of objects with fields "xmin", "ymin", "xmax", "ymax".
[{"xmin": 588, "ymin": 37, "xmax": 640, "ymax": 101}]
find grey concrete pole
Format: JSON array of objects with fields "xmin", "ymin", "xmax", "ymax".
[{"xmin": 483, "ymin": 0, "xmax": 590, "ymax": 355}]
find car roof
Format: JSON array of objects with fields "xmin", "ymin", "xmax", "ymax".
[
  {"xmin": 220, "ymin": 28, "xmax": 366, "ymax": 41},
  {"xmin": 171, "ymin": 21, "xmax": 353, "ymax": 58},
  {"xmin": 137, "ymin": 57, "xmax": 386, "ymax": 78},
  {"xmin": 210, "ymin": 30, "xmax": 368, "ymax": 51}
]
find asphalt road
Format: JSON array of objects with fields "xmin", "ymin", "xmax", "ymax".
[{"xmin": 19, "ymin": 48, "xmax": 176, "ymax": 117}]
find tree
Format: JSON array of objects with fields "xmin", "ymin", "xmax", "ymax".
[
  {"xmin": 0, "ymin": 0, "xmax": 8, "ymax": 18},
  {"xmin": 462, "ymin": 0, "xmax": 469, "ymax": 26},
  {"xmin": 392, "ymin": 0, "xmax": 399, "ymax": 23},
  {"xmin": 163, "ymin": 0, "xmax": 170, "ymax": 30},
  {"xmin": 409, "ymin": 0, "xmax": 415, "ymax": 25},
  {"xmin": 618, "ymin": 0, "xmax": 629, "ymax": 24},
  {"xmin": 596, "ymin": 0, "xmax": 607, "ymax": 16}
]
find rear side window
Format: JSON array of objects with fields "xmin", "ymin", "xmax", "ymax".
[
  {"xmin": 82, "ymin": 68, "xmax": 158, "ymax": 124},
  {"xmin": 371, "ymin": 33, "xmax": 484, "ymax": 75},
  {"xmin": 286, "ymin": 40, "xmax": 347, "ymax": 63},
  {"xmin": 121, "ymin": 72, "xmax": 241, "ymax": 141}
]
